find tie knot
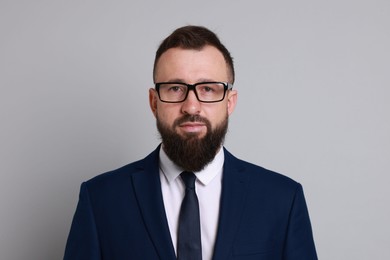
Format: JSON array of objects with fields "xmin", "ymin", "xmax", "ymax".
[{"xmin": 181, "ymin": 171, "xmax": 196, "ymax": 189}]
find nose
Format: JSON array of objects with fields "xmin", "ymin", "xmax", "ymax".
[{"xmin": 181, "ymin": 90, "xmax": 201, "ymax": 115}]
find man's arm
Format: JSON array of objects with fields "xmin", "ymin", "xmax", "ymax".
[
  {"xmin": 283, "ymin": 184, "xmax": 318, "ymax": 260},
  {"xmin": 64, "ymin": 183, "xmax": 101, "ymax": 260}
]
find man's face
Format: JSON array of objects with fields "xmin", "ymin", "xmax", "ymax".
[{"xmin": 149, "ymin": 45, "xmax": 237, "ymax": 171}]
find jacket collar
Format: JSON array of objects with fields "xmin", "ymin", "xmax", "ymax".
[
  {"xmin": 212, "ymin": 148, "xmax": 250, "ymax": 260},
  {"xmin": 131, "ymin": 145, "xmax": 177, "ymax": 260}
]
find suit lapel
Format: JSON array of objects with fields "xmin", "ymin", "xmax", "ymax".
[
  {"xmin": 212, "ymin": 149, "xmax": 250, "ymax": 260},
  {"xmin": 132, "ymin": 147, "xmax": 176, "ymax": 260}
]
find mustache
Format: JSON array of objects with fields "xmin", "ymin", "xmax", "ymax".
[{"xmin": 173, "ymin": 115, "xmax": 210, "ymax": 127}]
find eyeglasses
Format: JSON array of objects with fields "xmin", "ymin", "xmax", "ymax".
[{"xmin": 154, "ymin": 82, "xmax": 233, "ymax": 103}]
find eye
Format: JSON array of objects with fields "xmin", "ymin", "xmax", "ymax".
[
  {"xmin": 167, "ymin": 85, "xmax": 185, "ymax": 92},
  {"xmin": 198, "ymin": 85, "xmax": 216, "ymax": 93},
  {"xmin": 203, "ymin": 86, "xmax": 214, "ymax": 92}
]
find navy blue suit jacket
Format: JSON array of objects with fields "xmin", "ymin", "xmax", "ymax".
[{"xmin": 64, "ymin": 146, "xmax": 317, "ymax": 259}]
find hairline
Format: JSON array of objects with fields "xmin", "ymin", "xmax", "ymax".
[{"xmin": 153, "ymin": 45, "xmax": 234, "ymax": 84}]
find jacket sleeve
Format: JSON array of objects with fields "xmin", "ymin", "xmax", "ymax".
[
  {"xmin": 283, "ymin": 184, "xmax": 318, "ymax": 260},
  {"xmin": 64, "ymin": 183, "xmax": 101, "ymax": 260}
]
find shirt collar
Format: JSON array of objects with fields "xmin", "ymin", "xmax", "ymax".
[{"xmin": 159, "ymin": 145, "xmax": 224, "ymax": 186}]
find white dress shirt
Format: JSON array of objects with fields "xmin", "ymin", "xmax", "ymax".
[{"xmin": 159, "ymin": 146, "xmax": 224, "ymax": 260}]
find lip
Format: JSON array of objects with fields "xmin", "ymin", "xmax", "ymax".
[{"xmin": 179, "ymin": 122, "xmax": 206, "ymax": 133}]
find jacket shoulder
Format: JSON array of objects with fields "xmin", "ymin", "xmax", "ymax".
[
  {"xmin": 223, "ymin": 148, "xmax": 300, "ymax": 191},
  {"xmin": 84, "ymin": 147, "xmax": 160, "ymax": 191}
]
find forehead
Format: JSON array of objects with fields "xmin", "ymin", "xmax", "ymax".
[{"xmin": 155, "ymin": 45, "xmax": 229, "ymax": 83}]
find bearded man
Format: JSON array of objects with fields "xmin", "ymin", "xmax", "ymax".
[{"xmin": 64, "ymin": 25, "xmax": 317, "ymax": 260}]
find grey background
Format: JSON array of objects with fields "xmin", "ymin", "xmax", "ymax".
[{"xmin": 1, "ymin": 0, "xmax": 389, "ymax": 259}]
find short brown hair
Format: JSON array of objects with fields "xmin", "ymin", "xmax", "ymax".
[{"xmin": 153, "ymin": 25, "xmax": 235, "ymax": 83}]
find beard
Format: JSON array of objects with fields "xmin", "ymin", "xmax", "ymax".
[{"xmin": 157, "ymin": 114, "xmax": 228, "ymax": 172}]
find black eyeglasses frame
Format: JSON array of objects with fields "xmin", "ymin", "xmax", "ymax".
[{"xmin": 154, "ymin": 81, "xmax": 233, "ymax": 103}]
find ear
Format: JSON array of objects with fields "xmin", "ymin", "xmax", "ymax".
[
  {"xmin": 149, "ymin": 88, "xmax": 158, "ymax": 117},
  {"xmin": 227, "ymin": 89, "xmax": 238, "ymax": 115}
]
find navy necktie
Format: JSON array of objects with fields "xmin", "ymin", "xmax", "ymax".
[{"xmin": 177, "ymin": 171, "xmax": 202, "ymax": 260}]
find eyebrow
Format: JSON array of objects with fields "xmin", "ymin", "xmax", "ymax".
[{"xmin": 162, "ymin": 78, "xmax": 219, "ymax": 83}]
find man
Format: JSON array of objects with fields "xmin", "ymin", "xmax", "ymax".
[{"xmin": 64, "ymin": 25, "xmax": 317, "ymax": 260}]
